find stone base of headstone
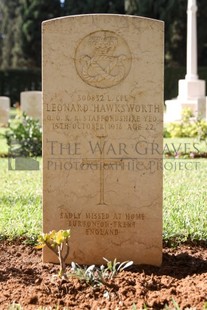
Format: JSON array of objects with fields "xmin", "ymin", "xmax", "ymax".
[
  {"xmin": 165, "ymin": 97, "xmax": 207, "ymax": 123},
  {"xmin": 178, "ymin": 79, "xmax": 205, "ymax": 99},
  {"xmin": 0, "ymin": 96, "xmax": 10, "ymax": 126},
  {"xmin": 20, "ymin": 91, "xmax": 42, "ymax": 123},
  {"xmin": 164, "ymin": 97, "xmax": 207, "ymax": 123},
  {"xmin": 165, "ymin": 77, "xmax": 207, "ymax": 123}
]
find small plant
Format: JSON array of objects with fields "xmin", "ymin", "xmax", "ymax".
[
  {"xmin": 164, "ymin": 298, "xmax": 182, "ymax": 310},
  {"xmin": 70, "ymin": 258, "xmax": 133, "ymax": 287},
  {"xmin": 164, "ymin": 108, "xmax": 207, "ymax": 142},
  {"xmin": 5, "ymin": 112, "xmax": 42, "ymax": 157},
  {"xmin": 103, "ymin": 257, "xmax": 133, "ymax": 279},
  {"xmin": 36, "ymin": 230, "xmax": 70, "ymax": 279},
  {"xmin": 181, "ymin": 107, "xmax": 194, "ymax": 122},
  {"xmin": 70, "ymin": 263, "xmax": 101, "ymax": 286},
  {"xmin": 8, "ymin": 303, "xmax": 23, "ymax": 310}
]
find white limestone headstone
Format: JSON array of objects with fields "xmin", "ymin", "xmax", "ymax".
[
  {"xmin": 20, "ymin": 91, "xmax": 42, "ymax": 122},
  {"xmin": 0, "ymin": 96, "xmax": 10, "ymax": 126},
  {"xmin": 42, "ymin": 14, "xmax": 164, "ymax": 266}
]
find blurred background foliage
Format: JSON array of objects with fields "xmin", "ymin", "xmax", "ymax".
[{"xmin": 0, "ymin": 0, "xmax": 207, "ymax": 103}]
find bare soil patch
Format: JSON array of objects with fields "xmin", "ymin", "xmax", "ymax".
[{"xmin": 0, "ymin": 240, "xmax": 207, "ymax": 309}]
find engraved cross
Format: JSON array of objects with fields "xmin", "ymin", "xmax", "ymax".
[{"xmin": 82, "ymin": 135, "xmax": 122, "ymax": 205}]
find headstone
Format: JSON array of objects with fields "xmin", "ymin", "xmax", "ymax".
[
  {"xmin": 42, "ymin": 14, "xmax": 164, "ymax": 266},
  {"xmin": 0, "ymin": 96, "xmax": 10, "ymax": 126},
  {"xmin": 20, "ymin": 91, "xmax": 42, "ymax": 122}
]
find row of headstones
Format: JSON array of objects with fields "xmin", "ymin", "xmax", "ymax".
[{"xmin": 0, "ymin": 91, "xmax": 42, "ymax": 125}]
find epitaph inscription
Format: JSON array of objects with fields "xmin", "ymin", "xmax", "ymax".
[
  {"xmin": 43, "ymin": 14, "xmax": 164, "ymax": 266},
  {"xmin": 75, "ymin": 31, "xmax": 132, "ymax": 88}
]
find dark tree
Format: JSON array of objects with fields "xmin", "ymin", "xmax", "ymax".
[
  {"xmin": 21, "ymin": 0, "xmax": 62, "ymax": 67},
  {"xmin": 125, "ymin": 0, "xmax": 180, "ymax": 66},
  {"xmin": 197, "ymin": 0, "xmax": 207, "ymax": 66},
  {"xmin": 125, "ymin": 0, "xmax": 207, "ymax": 67},
  {"xmin": 63, "ymin": 0, "xmax": 125, "ymax": 15},
  {"xmin": 1, "ymin": 0, "xmax": 207, "ymax": 69},
  {"xmin": 0, "ymin": 0, "xmax": 24, "ymax": 68}
]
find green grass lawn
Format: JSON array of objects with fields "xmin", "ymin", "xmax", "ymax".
[
  {"xmin": 0, "ymin": 154, "xmax": 206, "ymax": 244},
  {"xmin": 163, "ymin": 157, "xmax": 207, "ymax": 243},
  {"xmin": 0, "ymin": 158, "xmax": 42, "ymax": 242},
  {"xmin": 164, "ymin": 136, "xmax": 207, "ymax": 243}
]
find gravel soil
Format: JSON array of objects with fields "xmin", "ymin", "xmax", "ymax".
[{"xmin": 0, "ymin": 240, "xmax": 207, "ymax": 310}]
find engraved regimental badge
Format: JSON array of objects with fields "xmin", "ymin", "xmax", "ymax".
[{"xmin": 75, "ymin": 30, "xmax": 132, "ymax": 88}]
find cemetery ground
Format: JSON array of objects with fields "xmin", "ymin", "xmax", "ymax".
[{"xmin": 0, "ymin": 134, "xmax": 207, "ymax": 309}]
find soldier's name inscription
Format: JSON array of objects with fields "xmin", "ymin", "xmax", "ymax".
[
  {"xmin": 46, "ymin": 102, "xmax": 160, "ymax": 113},
  {"xmin": 46, "ymin": 91, "xmax": 160, "ymax": 112},
  {"xmin": 46, "ymin": 95, "xmax": 160, "ymax": 131}
]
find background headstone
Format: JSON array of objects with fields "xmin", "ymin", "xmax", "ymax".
[
  {"xmin": 0, "ymin": 96, "xmax": 10, "ymax": 126},
  {"xmin": 20, "ymin": 91, "xmax": 42, "ymax": 122},
  {"xmin": 42, "ymin": 14, "xmax": 164, "ymax": 266}
]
